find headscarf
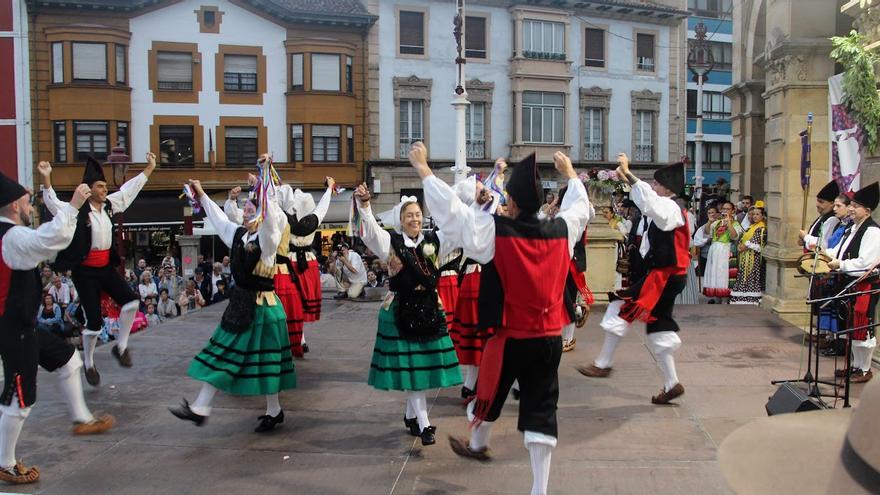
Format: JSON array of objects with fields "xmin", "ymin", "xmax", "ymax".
[
  {"xmin": 376, "ymin": 195, "xmax": 419, "ymax": 234},
  {"xmin": 292, "ymin": 188, "xmax": 316, "ymax": 217}
]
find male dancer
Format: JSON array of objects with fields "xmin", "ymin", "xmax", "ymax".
[
  {"xmin": 578, "ymin": 154, "xmax": 690, "ymax": 405},
  {"xmin": 0, "ymin": 169, "xmax": 113, "ymax": 485},
  {"xmin": 44, "ymin": 154, "xmax": 156, "ymax": 385},
  {"xmin": 419, "ymin": 143, "xmax": 592, "ymax": 495}
]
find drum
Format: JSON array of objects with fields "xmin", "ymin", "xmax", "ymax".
[{"xmin": 796, "ymin": 252, "xmax": 833, "ymax": 275}]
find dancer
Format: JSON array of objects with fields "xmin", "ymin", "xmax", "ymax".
[
  {"xmin": 352, "ymin": 172, "xmax": 462, "ymax": 447},
  {"xmin": 800, "ymin": 179, "xmax": 841, "ymax": 252},
  {"xmin": 826, "ymin": 181, "xmax": 880, "ymax": 383},
  {"xmin": 44, "ymin": 153, "xmax": 157, "ymax": 385},
  {"xmin": 556, "ymin": 183, "xmax": 592, "ymax": 352},
  {"xmin": 0, "ymin": 170, "xmax": 113, "ymax": 485},
  {"xmin": 578, "ymin": 154, "xmax": 690, "ymax": 405},
  {"xmin": 171, "ymin": 172, "xmax": 295, "ymax": 432},
  {"xmin": 422, "ymin": 144, "xmax": 592, "ymax": 495}
]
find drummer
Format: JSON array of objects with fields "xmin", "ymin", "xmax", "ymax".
[
  {"xmin": 825, "ymin": 182, "xmax": 880, "ymax": 384},
  {"xmin": 800, "ymin": 180, "xmax": 840, "ymax": 252}
]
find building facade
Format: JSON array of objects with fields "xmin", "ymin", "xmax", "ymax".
[
  {"xmin": 684, "ymin": 0, "xmax": 732, "ymax": 188},
  {"xmin": 365, "ymin": 0, "xmax": 689, "ymax": 213},
  {"xmin": 0, "ymin": 0, "xmax": 32, "ymax": 183},
  {"xmin": 26, "ymin": 0, "xmax": 374, "ymax": 260}
]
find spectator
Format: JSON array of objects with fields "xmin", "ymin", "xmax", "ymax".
[
  {"xmin": 211, "ymin": 280, "xmax": 229, "ymax": 304},
  {"xmin": 156, "ymin": 288, "xmax": 178, "ymax": 319},
  {"xmin": 133, "ymin": 258, "xmax": 148, "ymax": 280},
  {"xmin": 60, "ymin": 269, "xmax": 74, "ymax": 287},
  {"xmin": 144, "ymin": 304, "xmax": 161, "ymax": 327},
  {"xmin": 334, "ymin": 243, "xmax": 367, "ymax": 299},
  {"xmin": 177, "ymin": 279, "xmax": 206, "ymax": 315},
  {"xmin": 36, "ymin": 294, "xmax": 63, "ymax": 335},
  {"xmin": 139, "ymin": 270, "xmax": 159, "ymax": 300},
  {"xmin": 126, "ymin": 269, "xmax": 139, "ymax": 294},
  {"xmin": 63, "ymin": 300, "xmax": 84, "ymax": 345},
  {"xmin": 736, "ymin": 195, "xmax": 754, "ymax": 226},
  {"xmin": 366, "ymin": 270, "xmax": 381, "ymax": 288},
  {"xmin": 221, "ymin": 255, "xmax": 232, "ymax": 275},
  {"xmin": 40, "ymin": 265, "xmax": 54, "ymax": 290},
  {"xmin": 158, "ymin": 264, "xmax": 184, "ymax": 300},
  {"xmin": 209, "ymin": 262, "xmax": 229, "ymax": 298},
  {"xmin": 193, "ymin": 267, "xmax": 212, "ymax": 304},
  {"xmin": 197, "ymin": 254, "xmax": 212, "ymax": 276},
  {"xmin": 48, "ymin": 274, "xmax": 74, "ymax": 309},
  {"xmin": 161, "ymin": 254, "xmax": 176, "ymax": 268},
  {"xmin": 730, "ymin": 204, "xmax": 767, "ymax": 305}
]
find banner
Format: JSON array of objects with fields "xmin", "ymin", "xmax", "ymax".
[{"xmin": 828, "ymin": 73, "xmax": 863, "ymax": 192}]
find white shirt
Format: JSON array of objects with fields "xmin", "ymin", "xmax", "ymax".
[
  {"xmin": 0, "ymin": 202, "xmax": 78, "ymax": 270},
  {"xmin": 43, "ymin": 173, "xmax": 148, "ymax": 250},
  {"xmin": 48, "ymin": 282, "xmax": 73, "ymax": 305},
  {"xmin": 356, "ymin": 202, "xmax": 455, "ymax": 267},
  {"xmin": 201, "ymin": 191, "xmax": 285, "ymax": 267},
  {"xmin": 342, "ymin": 250, "xmax": 368, "ymax": 284},
  {"xmin": 827, "ymin": 219, "xmax": 880, "ymax": 275},
  {"xmin": 226, "ymin": 185, "xmax": 334, "ymax": 228},
  {"xmin": 804, "ymin": 215, "xmax": 841, "ymax": 251},
  {"xmin": 139, "ymin": 282, "xmax": 158, "ymax": 299},
  {"xmin": 629, "ymin": 181, "xmax": 685, "ymax": 258},
  {"xmin": 211, "ymin": 273, "xmax": 224, "ymax": 294}
]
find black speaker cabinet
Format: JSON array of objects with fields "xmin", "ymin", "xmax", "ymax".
[{"xmin": 765, "ymin": 383, "xmax": 823, "ymax": 416}]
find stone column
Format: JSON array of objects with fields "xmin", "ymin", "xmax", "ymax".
[
  {"xmin": 585, "ymin": 219, "xmax": 624, "ymax": 305},
  {"xmin": 177, "ymin": 235, "xmax": 201, "ymax": 279}
]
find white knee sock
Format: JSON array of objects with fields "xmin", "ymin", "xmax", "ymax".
[
  {"xmin": 462, "ymin": 365, "xmax": 478, "ymax": 390},
  {"xmin": 524, "ymin": 431, "xmax": 556, "ymax": 495},
  {"xmin": 115, "ymin": 300, "xmax": 139, "ymax": 352},
  {"xmin": 190, "ymin": 383, "xmax": 218, "ymax": 416},
  {"xmin": 562, "ymin": 323, "xmax": 575, "ymax": 342},
  {"xmin": 648, "ymin": 332, "xmax": 682, "ymax": 391},
  {"xmin": 863, "ymin": 345, "xmax": 877, "ymax": 371},
  {"xmin": 405, "ymin": 397, "xmax": 415, "ymax": 419},
  {"xmin": 468, "ymin": 366, "xmax": 479, "ymax": 390},
  {"xmin": 657, "ymin": 351, "xmax": 680, "ymax": 391},
  {"xmin": 469, "ymin": 420, "xmax": 492, "ymax": 451},
  {"xmin": 56, "ymin": 353, "xmax": 94, "ymax": 424},
  {"xmin": 82, "ymin": 331, "xmax": 100, "ymax": 369},
  {"xmin": 594, "ymin": 333, "xmax": 622, "ymax": 369},
  {"xmin": 0, "ymin": 404, "xmax": 30, "ymax": 469},
  {"xmin": 407, "ymin": 391, "xmax": 430, "ymax": 430},
  {"xmin": 265, "ymin": 394, "xmax": 281, "ymax": 417}
]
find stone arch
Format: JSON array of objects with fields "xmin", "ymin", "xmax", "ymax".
[{"xmin": 744, "ymin": 0, "xmax": 766, "ymax": 81}]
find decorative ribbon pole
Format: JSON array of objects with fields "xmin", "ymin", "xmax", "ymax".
[{"xmin": 800, "ymin": 112, "xmax": 814, "ymax": 230}]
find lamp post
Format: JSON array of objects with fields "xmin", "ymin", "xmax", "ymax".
[
  {"xmin": 687, "ymin": 22, "xmax": 714, "ymax": 212},
  {"xmin": 450, "ymin": 0, "xmax": 470, "ymax": 184},
  {"xmin": 105, "ymin": 146, "xmax": 131, "ymax": 276}
]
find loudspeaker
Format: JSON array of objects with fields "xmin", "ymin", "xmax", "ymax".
[{"xmin": 765, "ymin": 383, "xmax": 823, "ymax": 416}]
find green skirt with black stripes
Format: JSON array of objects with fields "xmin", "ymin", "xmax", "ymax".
[
  {"xmin": 368, "ymin": 300, "xmax": 462, "ymax": 391},
  {"xmin": 188, "ymin": 301, "xmax": 297, "ymax": 396}
]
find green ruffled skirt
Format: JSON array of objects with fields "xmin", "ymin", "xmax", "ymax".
[
  {"xmin": 188, "ymin": 302, "xmax": 296, "ymax": 395},
  {"xmin": 368, "ymin": 301, "xmax": 462, "ymax": 391}
]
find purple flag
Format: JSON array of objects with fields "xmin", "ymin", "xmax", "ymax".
[{"xmin": 800, "ymin": 129, "xmax": 810, "ymax": 191}]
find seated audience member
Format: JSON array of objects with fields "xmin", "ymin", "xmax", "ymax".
[
  {"xmin": 177, "ymin": 279, "xmax": 206, "ymax": 315},
  {"xmin": 139, "ymin": 270, "xmax": 159, "ymax": 301},
  {"xmin": 211, "ymin": 280, "xmax": 229, "ymax": 304},
  {"xmin": 366, "ymin": 270, "xmax": 381, "ymax": 288},
  {"xmin": 37, "ymin": 294, "xmax": 63, "ymax": 335},
  {"xmin": 158, "ymin": 264, "xmax": 184, "ymax": 300},
  {"xmin": 48, "ymin": 274, "xmax": 73, "ymax": 309},
  {"xmin": 145, "ymin": 304, "xmax": 161, "ymax": 327},
  {"xmin": 156, "ymin": 288, "xmax": 178, "ymax": 319},
  {"xmin": 193, "ymin": 267, "xmax": 212, "ymax": 305}
]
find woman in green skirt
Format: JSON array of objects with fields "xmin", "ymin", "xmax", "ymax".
[
  {"xmin": 170, "ymin": 173, "xmax": 296, "ymax": 433},
  {"xmin": 352, "ymin": 183, "xmax": 462, "ymax": 446}
]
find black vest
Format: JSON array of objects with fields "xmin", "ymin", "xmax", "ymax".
[
  {"xmin": 809, "ymin": 211, "xmax": 835, "ymax": 238},
  {"xmin": 229, "ymin": 227, "xmax": 274, "ymax": 292},
  {"xmin": 643, "ymin": 220, "xmax": 677, "ymax": 269},
  {"xmin": 52, "ymin": 202, "xmax": 119, "ymax": 272},
  {"xmin": 0, "ymin": 222, "xmax": 41, "ymax": 327},
  {"xmin": 388, "ymin": 231, "xmax": 440, "ymax": 293}
]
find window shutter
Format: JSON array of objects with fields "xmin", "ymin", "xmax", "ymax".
[
  {"xmin": 115, "ymin": 45, "xmax": 126, "ymax": 83},
  {"xmin": 311, "ymin": 54, "xmax": 340, "ymax": 91},
  {"xmin": 312, "ymin": 125, "xmax": 340, "ymax": 138},
  {"xmin": 226, "ymin": 127, "xmax": 257, "ymax": 138},
  {"xmin": 636, "ymin": 34, "xmax": 654, "ymax": 59},
  {"xmin": 157, "ymin": 52, "xmax": 193, "ymax": 82},
  {"xmin": 52, "ymin": 43, "xmax": 63, "ymax": 83},
  {"xmin": 399, "ymin": 11, "xmax": 424, "ymax": 53},
  {"xmin": 73, "ymin": 43, "xmax": 106, "ymax": 80},
  {"xmin": 585, "ymin": 29, "xmax": 604, "ymax": 66},
  {"xmin": 225, "ymin": 54, "xmax": 257, "ymax": 74},
  {"xmin": 465, "ymin": 17, "xmax": 486, "ymax": 55}
]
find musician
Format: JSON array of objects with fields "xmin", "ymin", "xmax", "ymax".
[
  {"xmin": 826, "ymin": 182, "xmax": 880, "ymax": 383},
  {"xmin": 800, "ymin": 180, "xmax": 840, "ymax": 251}
]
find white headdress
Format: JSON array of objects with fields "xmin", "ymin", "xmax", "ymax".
[
  {"xmin": 452, "ymin": 176, "xmax": 477, "ymax": 206},
  {"xmin": 292, "ymin": 188, "xmax": 316, "ymax": 217},
  {"xmin": 377, "ymin": 195, "xmax": 419, "ymax": 234}
]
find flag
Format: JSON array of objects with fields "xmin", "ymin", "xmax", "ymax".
[
  {"xmin": 800, "ymin": 129, "xmax": 810, "ymax": 191},
  {"xmin": 829, "ymin": 73, "xmax": 863, "ymax": 192},
  {"xmin": 482, "ymin": 161, "xmax": 507, "ymax": 211}
]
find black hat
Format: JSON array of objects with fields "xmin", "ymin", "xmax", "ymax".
[
  {"xmin": 817, "ymin": 180, "xmax": 840, "ymax": 202},
  {"xmin": 506, "ymin": 153, "xmax": 542, "ymax": 217},
  {"xmin": 0, "ymin": 171, "xmax": 27, "ymax": 208},
  {"xmin": 82, "ymin": 156, "xmax": 106, "ymax": 186},
  {"xmin": 653, "ymin": 162, "xmax": 685, "ymax": 197},
  {"xmin": 621, "ymin": 199, "xmax": 637, "ymax": 208},
  {"xmin": 852, "ymin": 182, "xmax": 879, "ymax": 210}
]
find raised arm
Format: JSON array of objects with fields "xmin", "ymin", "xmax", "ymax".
[
  {"xmin": 192, "ymin": 180, "xmax": 240, "ymax": 248},
  {"xmin": 257, "ymin": 192, "xmax": 285, "ymax": 267},
  {"xmin": 617, "ymin": 153, "xmax": 683, "ymax": 232},
  {"xmin": 312, "ymin": 178, "xmax": 335, "ymax": 224},
  {"xmin": 38, "ymin": 161, "xmax": 65, "ymax": 216},
  {"xmin": 353, "ymin": 184, "xmax": 391, "ymax": 260},
  {"xmin": 106, "ymin": 152, "xmax": 156, "ymax": 213},
  {"xmin": 224, "ymin": 186, "xmax": 244, "ymax": 224},
  {"xmin": 554, "ymin": 152, "xmax": 594, "ymax": 257}
]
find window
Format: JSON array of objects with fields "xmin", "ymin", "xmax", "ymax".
[
  {"xmin": 291, "ymin": 125, "xmax": 304, "ymax": 162},
  {"xmin": 72, "ymin": 43, "xmax": 107, "ymax": 81},
  {"xmin": 465, "ymin": 102, "xmax": 485, "ymax": 159},
  {"xmin": 688, "ymin": 0, "xmax": 731, "ymax": 18},
  {"xmin": 312, "ymin": 54, "xmax": 340, "ymax": 91},
  {"xmin": 465, "ymin": 16, "xmax": 487, "ymax": 59},
  {"xmin": 399, "ymin": 11, "xmax": 425, "ymax": 55},
  {"xmin": 74, "ymin": 121, "xmax": 109, "ymax": 161},
  {"xmin": 54, "ymin": 122, "xmax": 66, "ymax": 162},
  {"xmin": 634, "ymin": 111, "xmax": 653, "ymax": 162},
  {"xmin": 709, "ymin": 41, "xmax": 732, "ymax": 71},
  {"xmin": 636, "ymin": 33, "xmax": 655, "ymax": 71},
  {"xmin": 291, "ymin": 53, "xmax": 304, "ymax": 90},
  {"xmin": 311, "ymin": 125, "xmax": 340, "ymax": 162},
  {"xmin": 521, "ymin": 91, "xmax": 564, "ymax": 144},
  {"xmin": 689, "ymin": 142, "xmax": 731, "ymax": 170},
  {"xmin": 225, "ymin": 127, "xmax": 258, "ymax": 166},
  {"xmin": 157, "ymin": 52, "xmax": 193, "ymax": 90},
  {"xmin": 159, "ymin": 126, "xmax": 195, "ymax": 166},
  {"xmin": 203, "ymin": 10, "xmax": 215, "ymax": 26},
  {"xmin": 347, "ymin": 126, "xmax": 354, "ymax": 163},
  {"xmin": 116, "ymin": 122, "xmax": 129, "ymax": 152},
  {"xmin": 583, "ymin": 108, "xmax": 603, "ymax": 161},
  {"xmin": 52, "ymin": 43, "xmax": 63, "ymax": 83},
  {"xmin": 115, "ymin": 45, "xmax": 126, "ymax": 84},
  {"xmin": 702, "ymin": 92, "xmax": 731, "ymax": 120},
  {"xmin": 523, "ymin": 20, "xmax": 564, "ymax": 59},
  {"xmin": 398, "ymin": 99, "xmax": 423, "ymax": 158},
  {"xmin": 224, "ymin": 54, "xmax": 257, "ymax": 92},
  {"xmin": 585, "ymin": 28, "xmax": 605, "ymax": 68},
  {"xmin": 345, "ymin": 56, "xmax": 353, "ymax": 92}
]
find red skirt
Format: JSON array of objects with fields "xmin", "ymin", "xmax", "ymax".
[
  {"xmin": 274, "ymin": 271, "xmax": 306, "ymax": 357},
  {"xmin": 295, "ymin": 259, "xmax": 322, "ymax": 323},
  {"xmin": 437, "ymin": 273, "xmax": 459, "ymax": 329},
  {"xmin": 449, "ymin": 270, "xmax": 494, "ymax": 366}
]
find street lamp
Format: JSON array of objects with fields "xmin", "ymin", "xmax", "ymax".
[
  {"xmin": 687, "ymin": 22, "xmax": 714, "ymax": 211},
  {"xmin": 105, "ymin": 146, "xmax": 131, "ymax": 275},
  {"xmin": 450, "ymin": 0, "xmax": 471, "ymax": 183}
]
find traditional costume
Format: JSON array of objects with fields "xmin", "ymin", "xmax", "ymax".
[
  {"xmin": 427, "ymin": 154, "xmax": 593, "ymax": 495},
  {"xmin": 0, "ymin": 173, "xmax": 113, "ymax": 485},
  {"xmin": 826, "ymin": 182, "xmax": 880, "ymax": 383},
  {"xmin": 674, "ymin": 203, "xmax": 699, "ymax": 305},
  {"xmin": 803, "ymin": 180, "xmax": 841, "ymax": 252},
  {"xmin": 700, "ymin": 213, "xmax": 741, "ymax": 299},
  {"xmin": 556, "ymin": 184, "xmax": 593, "ymax": 352},
  {"xmin": 355, "ymin": 195, "xmax": 462, "ymax": 446},
  {"xmin": 730, "ymin": 206, "xmax": 767, "ymax": 305},
  {"xmin": 579, "ymin": 162, "xmax": 690, "ymax": 405},
  {"xmin": 45, "ymin": 157, "xmax": 148, "ymax": 385},
  {"xmin": 171, "ymin": 186, "xmax": 296, "ymax": 432}
]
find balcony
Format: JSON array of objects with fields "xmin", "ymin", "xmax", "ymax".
[
  {"xmin": 399, "ymin": 138, "xmax": 422, "ymax": 158},
  {"xmin": 583, "ymin": 142, "xmax": 603, "ymax": 161},
  {"xmin": 634, "ymin": 144, "xmax": 654, "ymax": 162},
  {"xmin": 466, "ymin": 140, "xmax": 485, "ymax": 159},
  {"xmin": 523, "ymin": 51, "xmax": 565, "ymax": 61}
]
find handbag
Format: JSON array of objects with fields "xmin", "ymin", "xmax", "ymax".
[{"xmin": 394, "ymin": 290, "xmax": 445, "ymax": 341}]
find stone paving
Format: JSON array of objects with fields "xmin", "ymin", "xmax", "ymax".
[{"xmin": 2, "ymin": 300, "xmax": 869, "ymax": 494}]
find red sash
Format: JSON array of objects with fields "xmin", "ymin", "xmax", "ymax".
[{"xmin": 82, "ymin": 249, "xmax": 111, "ymax": 268}]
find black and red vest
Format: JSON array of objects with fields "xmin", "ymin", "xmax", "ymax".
[
  {"xmin": 643, "ymin": 211, "xmax": 691, "ymax": 272},
  {"xmin": 840, "ymin": 218, "xmax": 880, "ymax": 277},
  {"xmin": 0, "ymin": 222, "xmax": 42, "ymax": 327},
  {"xmin": 478, "ymin": 215, "xmax": 570, "ymax": 333},
  {"xmin": 52, "ymin": 201, "xmax": 120, "ymax": 272}
]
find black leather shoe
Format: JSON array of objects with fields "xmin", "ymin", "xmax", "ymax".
[
  {"xmin": 84, "ymin": 366, "xmax": 100, "ymax": 387},
  {"xmin": 255, "ymin": 410, "xmax": 284, "ymax": 433},
  {"xmin": 420, "ymin": 425, "xmax": 436, "ymax": 446},
  {"xmin": 512, "ymin": 388, "xmax": 521, "ymax": 401},
  {"xmin": 302, "ymin": 343, "xmax": 310, "ymax": 354},
  {"xmin": 169, "ymin": 399, "xmax": 207, "ymax": 426},
  {"xmin": 333, "ymin": 292, "xmax": 348, "ymax": 300},
  {"xmin": 461, "ymin": 386, "xmax": 476, "ymax": 399},
  {"xmin": 111, "ymin": 345, "xmax": 133, "ymax": 368},
  {"xmin": 404, "ymin": 416, "xmax": 420, "ymax": 436}
]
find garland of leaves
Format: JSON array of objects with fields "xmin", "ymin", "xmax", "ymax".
[{"xmin": 830, "ymin": 30, "xmax": 880, "ymax": 154}]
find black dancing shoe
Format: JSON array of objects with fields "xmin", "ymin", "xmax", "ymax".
[
  {"xmin": 169, "ymin": 399, "xmax": 207, "ymax": 426},
  {"xmin": 333, "ymin": 292, "xmax": 348, "ymax": 300},
  {"xmin": 111, "ymin": 345, "xmax": 133, "ymax": 368},
  {"xmin": 461, "ymin": 386, "xmax": 476, "ymax": 399},
  {"xmin": 512, "ymin": 388, "xmax": 521, "ymax": 401},
  {"xmin": 420, "ymin": 425, "xmax": 437, "ymax": 446},
  {"xmin": 302, "ymin": 343, "xmax": 310, "ymax": 354},
  {"xmin": 404, "ymin": 416, "xmax": 420, "ymax": 436},
  {"xmin": 84, "ymin": 366, "xmax": 100, "ymax": 387},
  {"xmin": 255, "ymin": 410, "xmax": 284, "ymax": 433}
]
